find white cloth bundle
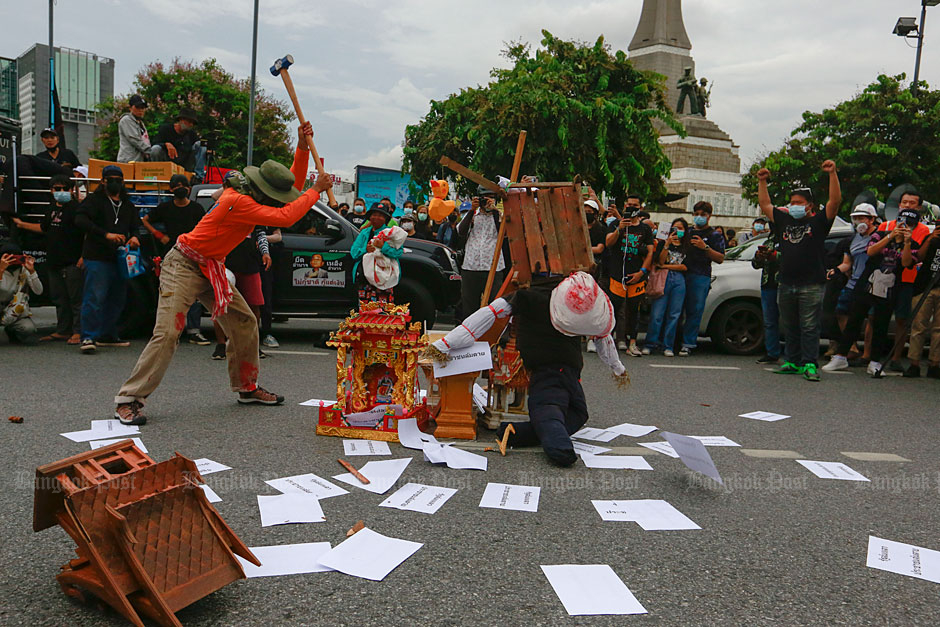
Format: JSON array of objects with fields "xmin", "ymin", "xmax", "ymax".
[
  {"xmin": 431, "ymin": 297, "xmax": 512, "ymax": 353},
  {"xmin": 549, "ymin": 272, "xmax": 615, "ymax": 338},
  {"xmin": 363, "ymin": 226, "xmax": 408, "ymax": 290}
]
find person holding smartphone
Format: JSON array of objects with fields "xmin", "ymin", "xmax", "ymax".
[
  {"xmin": 680, "ymin": 201, "xmax": 726, "ymax": 356},
  {"xmin": 604, "ymin": 205, "xmax": 654, "ymax": 356},
  {"xmin": 752, "ymin": 226, "xmax": 782, "ymax": 363},
  {"xmin": 644, "ymin": 218, "xmax": 690, "ymax": 356}
]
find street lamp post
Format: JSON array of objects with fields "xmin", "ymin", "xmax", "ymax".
[
  {"xmin": 894, "ymin": 0, "xmax": 940, "ymax": 93},
  {"xmin": 247, "ymin": 0, "xmax": 259, "ymax": 166}
]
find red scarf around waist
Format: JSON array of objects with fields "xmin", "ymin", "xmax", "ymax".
[{"xmin": 175, "ymin": 241, "xmax": 233, "ymax": 319}]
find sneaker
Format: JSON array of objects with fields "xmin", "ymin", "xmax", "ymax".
[
  {"xmin": 663, "ymin": 349, "xmax": 675, "ymax": 357},
  {"xmin": 902, "ymin": 364, "xmax": 921, "ymax": 378},
  {"xmin": 262, "ymin": 334, "xmax": 280, "ymax": 348},
  {"xmin": 802, "ymin": 363, "xmax": 820, "ymax": 382},
  {"xmin": 238, "ymin": 386, "xmax": 285, "ymax": 405},
  {"xmin": 848, "ymin": 357, "xmax": 870, "ymax": 368},
  {"xmin": 641, "ymin": 347, "xmax": 651, "ymax": 355},
  {"xmin": 888, "ymin": 360, "xmax": 905, "ymax": 373},
  {"xmin": 114, "ymin": 401, "xmax": 147, "ymax": 426},
  {"xmin": 678, "ymin": 347, "xmax": 691, "ymax": 357},
  {"xmin": 80, "ymin": 338, "xmax": 97, "ymax": 354},
  {"xmin": 821, "ymin": 355, "xmax": 849, "ymax": 372},
  {"xmin": 867, "ymin": 361, "xmax": 885, "ymax": 378},
  {"xmin": 211, "ymin": 344, "xmax": 226, "ymax": 360},
  {"xmin": 627, "ymin": 343, "xmax": 643, "ymax": 357},
  {"xmin": 756, "ymin": 354, "xmax": 779, "ymax": 364},
  {"xmin": 617, "ymin": 340, "xmax": 627, "ymax": 351},
  {"xmin": 259, "ymin": 348, "xmax": 268, "ymax": 359},
  {"xmin": 774, "ymin": 361, "xmax": 802, "ymax": 374},
  {"xmin": 926, "ymin": 365, "xmax": 940, "ymax": 379},
  {"xmin": 586, "ymin": 339, "xmax": 596, "ymax": 353},
  {"xmin": 97, "ymin": 336, "xmax": 130, "ymax": 347},
  {"xmin": 187, "ymin": 332, "xmax": 211, "ymax": 346}
]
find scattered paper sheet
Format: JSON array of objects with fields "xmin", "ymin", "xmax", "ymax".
[
  {"xmin": 739, "ymin": 410, "xmax": 790, "ymax": 422},
  {"xmin": 60, "ymin": 420, "xmax": 140, "ymax": 443},
  {"xmin": 541, "ymin": 565, "xmax": 647, "ymax": 615},
  {"xmin": 380, "ymin": 482, "xmax": 457, "ymax": 514},
  {"xmin": 479, "ymin": 483, "xmax": 541, "ymax": 512},
  {"xmin": 591, "ymin": 499, "xmax": 701, "ymax": 530},
  {"xmin": 90, "ymin": 437, "xmax": 148, "ymax": 454},
  {"xmin": 237, "ymin": 542, "xmax": 334, "ymax": 577},
  {"xmin": 689, "ymin": 436, "xmax": 741, "ymax": 447},
  {"xmin": 866, "ymin": 536, "xmax": 940, "ymax": 584},
  {"xmin": 397, "ymin": 417, "xmax": 437, "ymax": 450},
  {"xmin": 193, "ymin": 458, "xmax": 232, "ymax": 475},
  {"xmin": 580, "ymin": 454, "xmax": 653, "ymax": 470},
  {"xmin": 334, "ymin": 458, "xmax": 412, "ymax": 494},
  {"xmin": 343, "ymin": 439, "xmax": 392, "ymax": 456},
  {"xmin": 316, "ymin": 527, "xmax": 422, "ymax": 581},
  {"xmin": 607, "ymin": 422, "xmax": 658, "ymax": 438},
  {"xmin": 266, "ymin": 473, "xmax": 349, "ymax": 499},
  {"xmin": 199, "ymin": 484, "xmax": 222, "ymax": 503},
  {"xmin": 422, "ymin": 442, "xmax": 488, "ymax": 471},
  {"xmin": 257, "ymin": 493, "xmax": 325, "ymax": 526},
  {"xmin": 572, "ymin": 441, "xmax": 612, "ymax": 456},
  {"xmin": 472, "ymin": 383, "xmax": 488, "ymax": 412},
  {"xmin": 796, "ymin": 460, "xmax": 870, "ymax": 482},
  {"xmin": 299, "ymin": 398, "xmax": 335, "ymax": 407},
  {"xmin": 662, "ymin": 432, "xmax": 723, "ymax": 485},
  {"xmin": 572, "ymin": 427, "xmax": 621, "ymax": 443},
  {"xmin": 433, "ymin": 341, "xmax": 492, "ymax": 378},
  {"xmin": 638, "ymin": 441, "xmax": 679, "ymax": 458}
]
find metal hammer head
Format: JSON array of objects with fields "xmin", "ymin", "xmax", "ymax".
[{"xmin": 269, "ymin": 54, "xmax": 294, "ymax": 77}]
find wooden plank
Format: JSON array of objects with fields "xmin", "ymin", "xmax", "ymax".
[
  {"xmin": 535, "ymin": 189, "xmax": 564, "ymax": 274},
  {"xmin": 502, "ymin": 194, "xmax": 531, "ymax": 287},
  {"xmin": 559, "ymin": 185, "xmax": 594, "ymax": 269},
  {"xmin": 438, "ymin": 157, "xmax": 505, "ymax": 197},
  {"xmin": 520, "ymin": 193, "xmax": 548, "ymax": 274},
  {"xmin": 550, "ymin": 187, "xmax": 578, "ymax": 272},
  {"xmin": 507, "ymin": 182, "xmax": 576, "ymax": 189}
]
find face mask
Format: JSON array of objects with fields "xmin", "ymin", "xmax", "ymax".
[
  {"xmin": 403, "ymin": 208, "xmax": 413, "ymax": 216},
  {"xmin": 855, "ymin": 222, "xmax": 870, "ymax": 235},
  {"xmin": 76, "ymin": 186, "xmax": 87, "ymax": 201},
  {"xmin": 53, "ymin": 191, "xmax": 72, "ymax": 204},
  {"xmin": 693, "ymin": 215, "xmax": 707, "ymax": 228},
  {"xmin": 651, "ymin": 229, "xmax": 658, "ymax": 238},
  {"xmin": 448, "ymin": 213, "xmax": 458, "ymax": 223},
  {"xmin": 787, "ymin": 204, "xmax": 807, "ymax": 220},
  {"xmin": 675, "ymin": 230, "xmax": 685, "ymax": 238},
  {"xmin": 417, "ymin": 213, "xmax": 428, "ymax": 222},
  {"xmin": 606, "ymin": 216, "xmax": 617, "ymax": 227},
  {"xmin": 173, "ymin": 187, "xmax": 189, "ymax": 199},
  {"xmin": 106, "ymin": 178, "xmax": 124, "ymax": 195},
  {"xmin": 754, "ymin": 223, "xmax": 764, "ymax": 232},
  {"xmin": 354, "ymin": 205, "xmax": 365, "ymax": 214},
  {"xmin": 401, "ymin": 221, "xmax": 415, "ymax": 230},
  {"xmin": 585, "ymin": 213, "xmax": 596, "ymax": 224}
]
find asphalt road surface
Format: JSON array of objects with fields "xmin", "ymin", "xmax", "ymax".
[{"xmin": 1, "ymin": 311, "xmax": 938, "ymax": 625}]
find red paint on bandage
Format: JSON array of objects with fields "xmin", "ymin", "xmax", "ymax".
[
  {"xmin": 175, "ymin": 312, "xmax": 186, "ymax": 331},
  {"xmin": 564, "ymin": 277, "xmax": 598, "ymax": 314},
  {"xmin": 239, "ymin": 361, "xmax": 259, "ymax": 391},
  {"xmin": 460, "ymin": 323, "xmax": 477, "ymax": 339}
]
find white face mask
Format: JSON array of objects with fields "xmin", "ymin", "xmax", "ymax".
[
  {"xmin": 354, "ymin": 204, "xmax": 365, "ymax": 214},
  {"xmin": 855, "ymin": 222, "xmax": 870, "ymax": 235}
]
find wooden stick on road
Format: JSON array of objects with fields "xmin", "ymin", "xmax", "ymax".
[{"xmin": 338, "ymin": 459, "xmax": 370, "ymax": 484}]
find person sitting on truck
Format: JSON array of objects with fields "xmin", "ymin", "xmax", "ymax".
[
  {"xmin": 117, "ymin": 94, "xmax": 151, "ymax": 163},
  {"xmin": 37, "ymin": 128, "xmax": 82, "ymax": 170},
  {"xmin": 150, "ymin": 107, "xmax": 207, "ymax": 183}
]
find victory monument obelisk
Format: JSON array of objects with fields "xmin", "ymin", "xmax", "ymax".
[{"xmin": 628, "ymin": 0, "xmax": 753, "ymax": 218}]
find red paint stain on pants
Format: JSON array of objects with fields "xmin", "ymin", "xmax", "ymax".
[
  {"xmin": 175, "ymin": 312, "xmax": 186, "ymax": 332},
  {"xmin": 240, "ymin": 361, "xmax": 259, "ymax": 390}
]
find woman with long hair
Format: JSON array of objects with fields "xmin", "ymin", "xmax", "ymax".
[{"xmin": 643, "ymin": 217, "xmax": 690, "ymax": 356}]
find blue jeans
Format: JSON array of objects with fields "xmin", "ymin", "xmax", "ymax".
[
  {"xmin": 777, "ymin": 282, "xmax": 824, "ymax": 367},
  {"xmin": 185, "ymin": 301, "xmax": 203, "ymax": 333},
  {"xmin": 81, "ymin": 260, "xmax": 128, "ymax": 341},
  {"xmin": 761, "ymin": 288, "xmax": 780, "ymax": 358},
  {"xmin": 682, "ymin": 273, "xmax": 712, "ymax": 349},
  {"xmin": 645, "ymin": 271, "xmax": 686, "ymax": 350}
]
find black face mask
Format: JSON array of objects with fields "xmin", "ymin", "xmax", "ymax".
[
  {"xmin": 173, "ymin": 187, "xmax": 189, "ymax": 199},
  {"xmin": 105, "ymin": 178, "xmax": 124, "ymax": 195},
  {"xmin": 585, "ymin": 213, "xmax": 596, "ymax": 224},
  {"xmin": 448, "ymin": 213, "xmax": 458, "ymax": 223}
]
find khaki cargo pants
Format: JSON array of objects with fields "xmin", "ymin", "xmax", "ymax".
[
  {"xmin": 907, "ymin": 286, "xmax": 940, "ymax": 365},
  {"xmin": 115, "ymin": 248, "xmax": 260, "ymax": 405}
]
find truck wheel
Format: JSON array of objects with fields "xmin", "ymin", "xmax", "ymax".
[
  {"xmin": 710, "ymin": 300, "xmax": 764, "ymax": 355},
  {"xmin": 395, "ymin": 278, "xmax": 436, "ymax": 330}
]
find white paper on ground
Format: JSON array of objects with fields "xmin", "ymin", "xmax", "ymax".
[
  {"xmin": 397, "ymin": 417, "xmax": 437, "ymax": 450},
  {"xmin": 433, "ymin": 341, "xmax": 492, "ymax": 378},
  {"xmin": 380, "ymin": 482, "xmax": 457, "ymax": 514},
  {"xmin": 796, "ymin": 460, "xmax": 870, "ymax": 482},
  {"xmin": 591, "ymin": 499, "xmax": 701, "ymax": 530},
  {"xmin": 638, "ymin": 441, "xmax": 679, "ymax": 458},
  {"xmin": 257, "ymin": 493, "xmax": 326, "ymax": 526},
  {"xmin": 422, "ymin": 443, "xmax": 488, "ymax": 471},
  {"xmin": 607, "ymin": 422, "xmax": 658, "ymax": 438},
  {"xmin": 580, "ymin": 454, "xmax": 653, "ymax": 470},
  {"xmin": 333, "ymin": 458, "xmax": 412, "ymax": 494},
  {"xmin": 61, "ymin": 421, "xmax": 140, "ymax": 443},
  {"xmin": 662, "ymin": 432, "xmax": 724, "ymax": 485},
  {"xmin": 237, "ymin": 542, "xmax": 333, "ymax": 577},
  {"xmin": 739, "ymin": 410, "xmax": 790, "ymax": 422},
  {"xmin": 193, "ymin": 458, "xmax": 232, "ymax": 475},
  {"xmin": 90, "ymin": 437, "xmax": 148, "ymax": 454},
  {"xmin": 265, "ymin": 473, "xmax": 349, "ymax": 499},
  {"xmin": 479, "ymin": 483, "xmax": 541, "ymax": 512},
  {"xmin": 316, "ymin": 527, "xmax": 422, "ymax": 581},
  {"xmin": 866, "ymin": 536, "xmax": 940, "ymax": 584},
  {"xmin": 422, "ymin": 442, "xmax": 451, "ymax": 465},
  {"xmin": 472, "ymin": 383, "xmax": 488, "ymax": 412},
  {"xmin": 572, "ymin": 441, "xmax": 612, "ymax": 456},
  {"xmin": 199, "ymin": 484, "xmax": 222, "ymax": 503},
  {"xmin": 571, "ymin": 427, "xmax": 621, "ymax": 443},
  {"xmin": 299, "ymin": 398, "xmax": 335, "ymax": 407},
  {"xmin": 343, "ymin": 439, "xmax": 392, "ymax": 456},
  {"xmin": 541, "ymin": 565, "xmax": 647, "ymax": 615},
  {"xmin": 689, "ymin": 436, "xmax": 741, "ymax": 447}
]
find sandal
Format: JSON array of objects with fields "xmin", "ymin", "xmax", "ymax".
[
  {"xmin": 67, "ymin": 334, "xmax": 81, "ymax": 345},
  {"xmin": 40, "ymin": 333, "xmax": 69, "ymax": 342}
]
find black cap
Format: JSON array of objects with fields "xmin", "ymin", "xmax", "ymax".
[
  {"xmin": 40, "ymin": 127, "xmax": 57, "ymax": 138},
  {"xmin": 169, "ymin": 174, "xmax": 190, "ymax": 188},
  {"xmin": 477, "ymin": 184, "xmax": 497, "ymax": 197},
  {"xmin": 898, "ymin": 208, "xmax": 921, "ymax": 227},
  {"xmin": 367, "ymin": 202, "xmax": 391, "ymax": 221},
  {"xmin": 177, "ymin": 107, "xmax": 198, "ymax": 123},
  {"xmin": 128, "ymin": 94, "xmax": 148, "ymax": 108}
]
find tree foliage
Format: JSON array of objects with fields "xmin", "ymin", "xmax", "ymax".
[
  {"xmin": 402, "ymin": 31, "xmax": 683, "ymax": 199},
  {"xmin": 742, "ymin": 74, "xmax": 940, "ymax": 211},
  {"xmin": 92, "ymin": 58, "xmax": 295, "ymax": 167}
]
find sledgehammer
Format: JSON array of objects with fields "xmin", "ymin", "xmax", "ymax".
[{"xmin": 270, "ymin": 54, "xmax": 338, "ymax": 207}]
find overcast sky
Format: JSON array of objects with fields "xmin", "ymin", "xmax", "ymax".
[{"xmin": 5, "ymin": 0, "xmax": 939, "ymax": 181}]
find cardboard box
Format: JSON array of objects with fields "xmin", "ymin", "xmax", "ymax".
[
  {"xmin": 135, "ymin": 161, "xmax": 184, "ymax": 190},
  {"xmin": 87, "ymin": 158, "xmax": 135, "ymax": 182}
]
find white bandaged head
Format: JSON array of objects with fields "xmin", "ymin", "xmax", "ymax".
[{"xmin": 549, "ymin": 272, "xmax": 615, "ymax": 338}]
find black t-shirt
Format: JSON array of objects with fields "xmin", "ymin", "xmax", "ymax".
[
  {"xmin": 655, "ymin": 239, "xmax": 687, "ymax": 268},
  {"xmin": 684, "ymin": 227, "xmax": 726, "ymax": 277},
  {"xmin": 606, "ymin": 222, "xmax": 653, "ymax": 281},
  {"xmin": 154, "ymin": 122, "xmax": 198, "ymax": 165},
  {"xmin": 772, "ymin": 208, "xmax": 834, "ymax": 286},
  {"xmin": 41, "ymin": 199, "xmax": 84, "ymax": 268},
  {"xmin": 148, "ymin": 200, "xmax": 205, "ymax": 247},
  {"xmin": 347, "ymin": 213, "xmax": 368, "ymax": 229},
  {"xmin": 37, "ymin": 146, "xmax": 82, "ymax": 169},
  {"xmin": 76, "ymin": 192, "xmax": 142, "ymax": 262},
  {"xmin": 506, "ymin": 285, "xmax": 582, "ymax": 372},
  {"xmin": 915, "ymin": 238, "xmax": 940, "ymax": 292},
  {"xmin": 588, "ymin": 220, "xmax": 607, "ymax": 262},
  {"xmin": 226, "ymin": 232, "xmax": 262, "ymax": 274}
]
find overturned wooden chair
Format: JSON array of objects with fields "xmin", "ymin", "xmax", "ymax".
[{"xmin": 33, "ymin": 440, "xmax": 259, "ymax": 627}]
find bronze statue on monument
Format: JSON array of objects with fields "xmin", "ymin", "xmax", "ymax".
[{"xmin": 676, "ymin": 67, "xmax": 711, "ymax": 117}]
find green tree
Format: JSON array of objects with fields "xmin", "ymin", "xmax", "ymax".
[
  {"xmin": 92, "ymin": 58, "xmax": 294, "ymax": 168},
  {"xmin": 402, "ymin": 31, "xmax": 683, "ymax": 199},
  {"xmin": 742, "ymin": 74, "xmax": 940, "ymax": 211}
]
